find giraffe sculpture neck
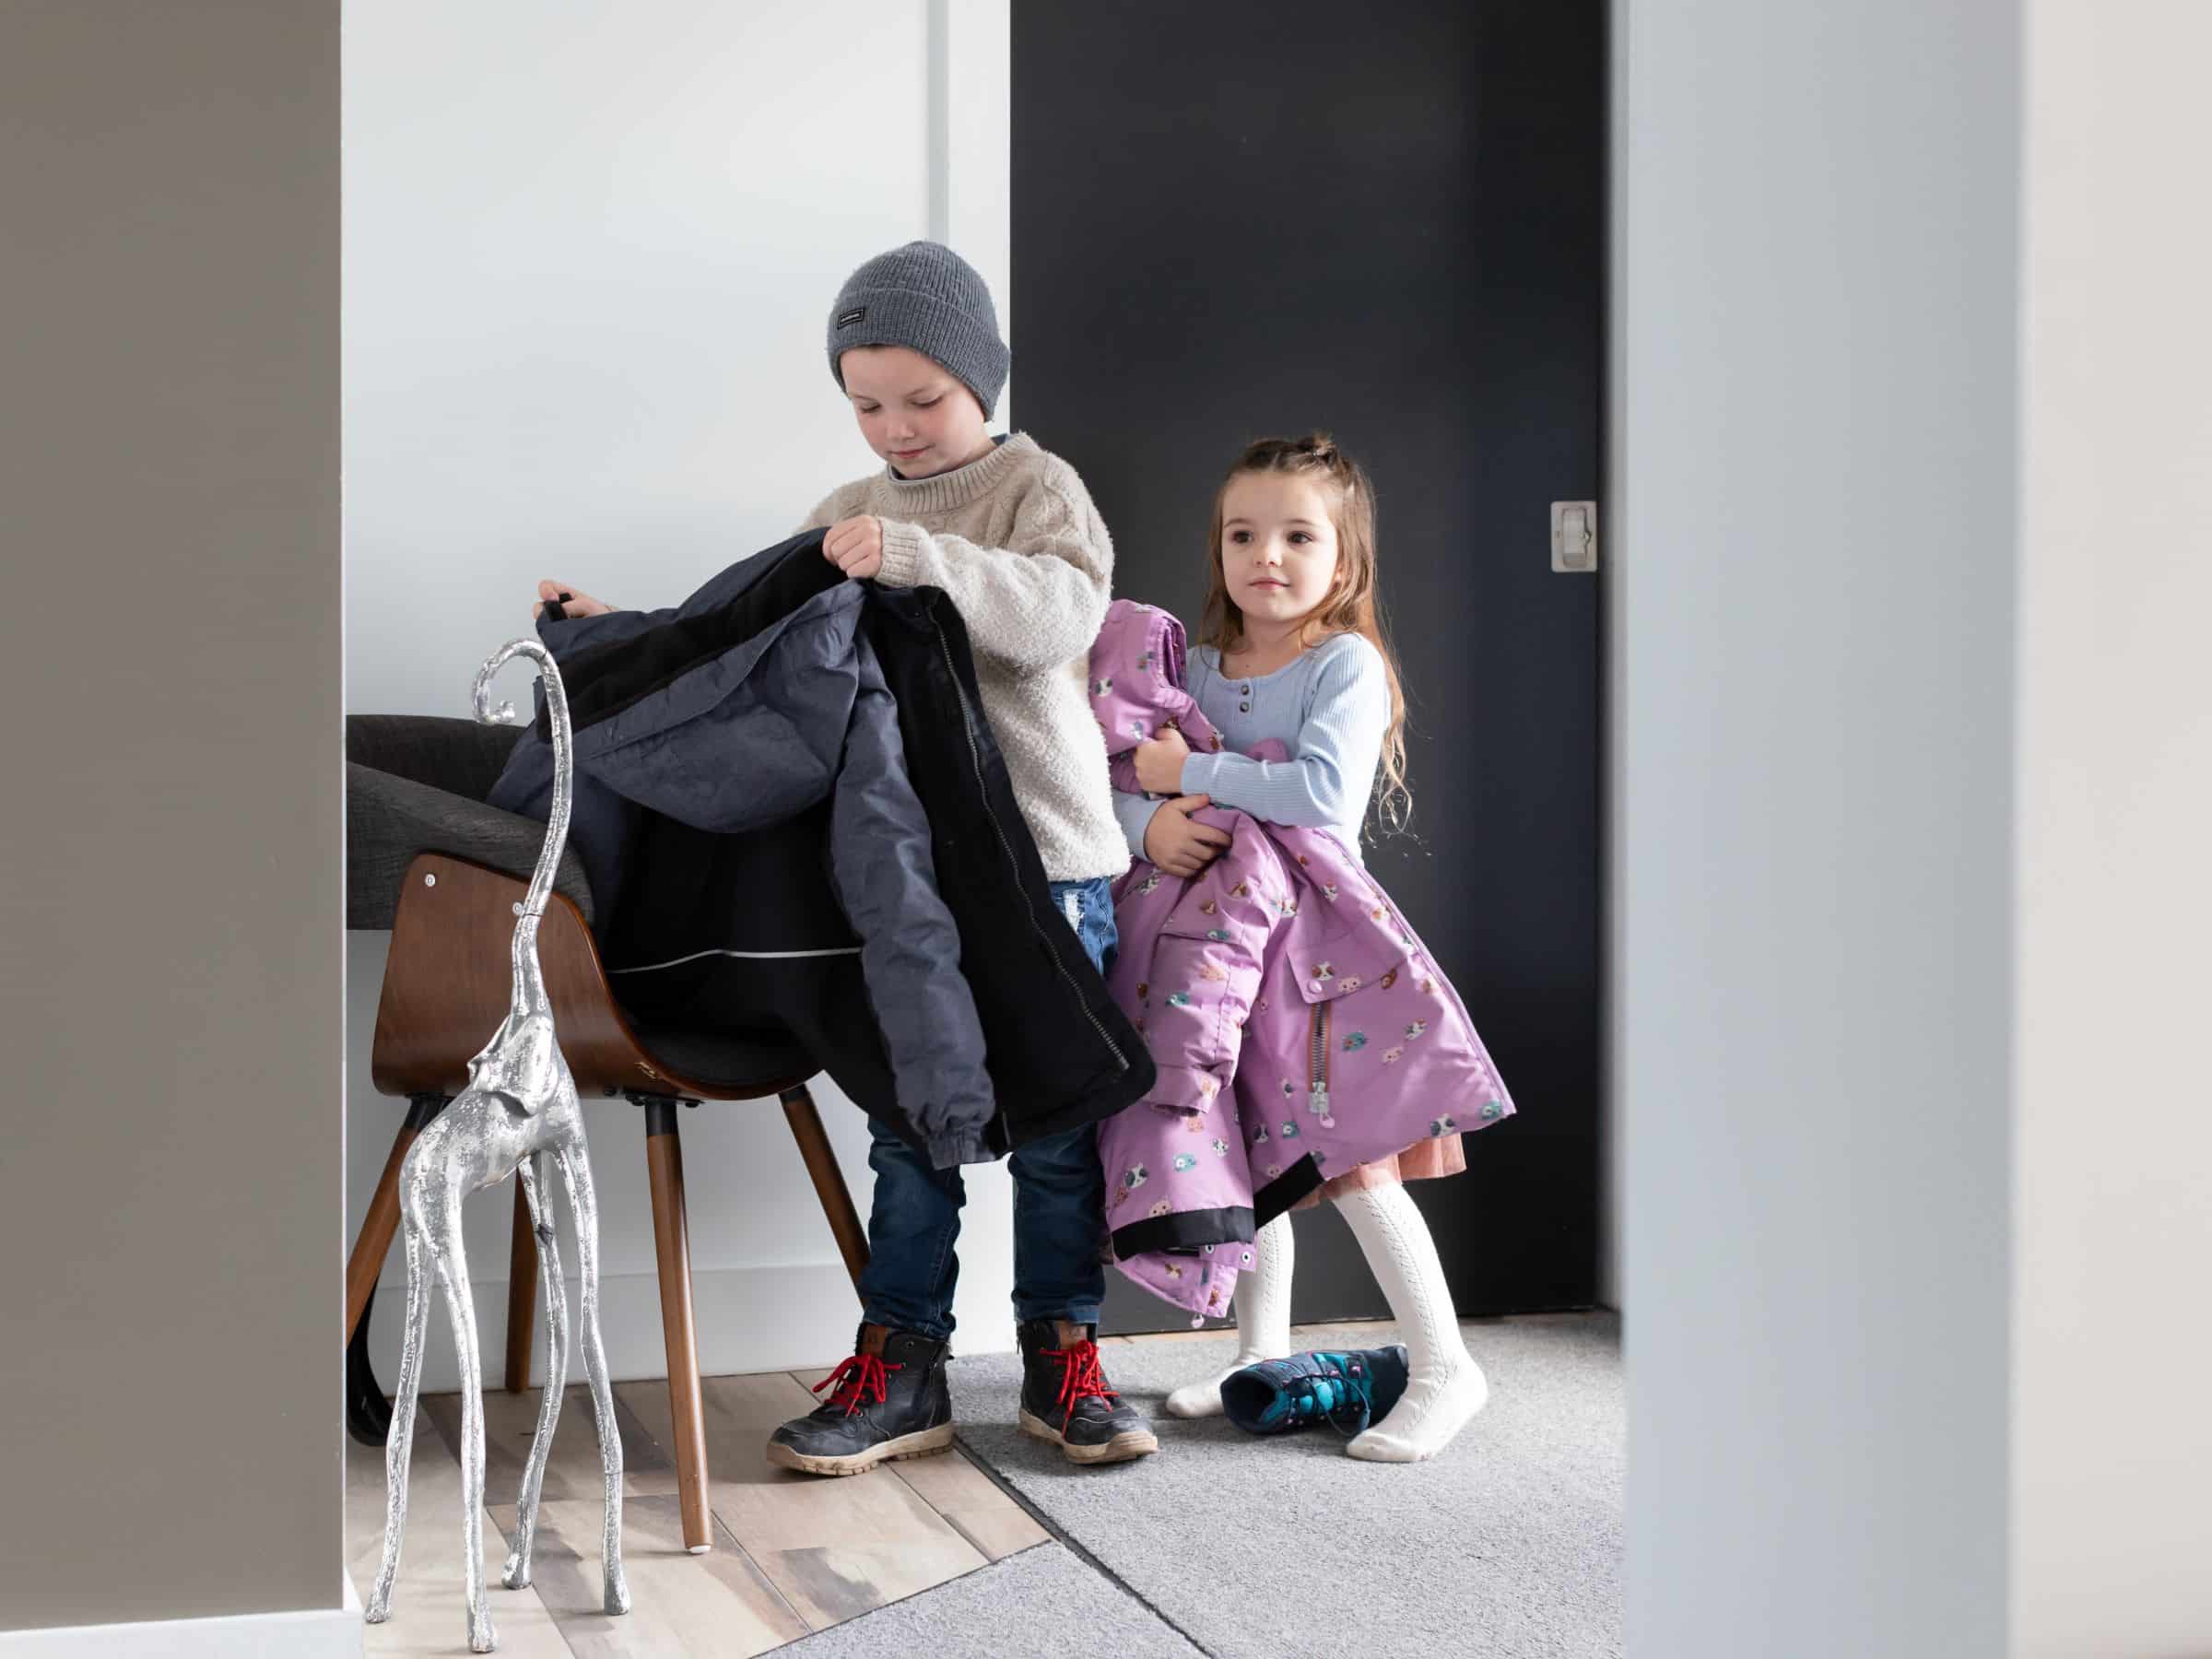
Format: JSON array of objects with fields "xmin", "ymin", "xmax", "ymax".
[{"xmin": 471, "ymin": 637, "xmax": 573, "ymax": 1031}]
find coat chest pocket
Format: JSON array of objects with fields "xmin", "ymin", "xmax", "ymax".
[{"xmin": 1285, "ymin": 923, "xmax": 1406, "ymax": 1133}]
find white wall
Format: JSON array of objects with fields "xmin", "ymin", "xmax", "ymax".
[
  {"xmin": 1617, "ymin": 2, "xmax": 2020, "ymax": 1653},
  {"xmin": 345, "ymin": 0, "xmax": 1018, "ymax": 1390},
  {"xmin": 2010, "ymin": 3, "xmax": 2212, "ymax": 1652}
]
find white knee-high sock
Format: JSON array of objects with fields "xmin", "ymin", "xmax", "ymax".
[
  {"xmin": 1334, "ymin": 1182, "xmax": 1487, "ymax": 1462},
  {"xmin": 1235, "ymin": 1212, "xmax": 1296, "ymax": 1358},
  {"xmin": 1163, "ymin": 1214, "xmax": 1295, "ymax": 1418}
]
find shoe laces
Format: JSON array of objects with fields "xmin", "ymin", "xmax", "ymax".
[
  {"xmin": 1041, "ymin": 1338, "xmax": 1121, "ymax": 1417},
  {"xmin": 1288, "ymin": 1356, "xmax": 1376, "ymax": 1435},
  {"xmin": 811, "ymin": 1350, "xmax": 904, "ymax": 1418}
]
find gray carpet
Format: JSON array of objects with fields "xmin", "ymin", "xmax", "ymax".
[
  {"xmin": 947, "ymin": 1313, "xmax": 1622, "ymax": 1659},
  {"xmin": 779, "ymin": 1542, "xmax": 1204, "ymax": 1657}
]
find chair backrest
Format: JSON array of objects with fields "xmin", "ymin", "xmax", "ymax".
[
  {"xmin": 347, "ymin": 714, "xmax": 521, "ymax": 802},
  {"xmin": 371, "ymin": 852, "xmax": 716, "ymax": 1100},
  {"xmin": 346, "ymin": 714, "xmax": 594, "ymax": 932}
]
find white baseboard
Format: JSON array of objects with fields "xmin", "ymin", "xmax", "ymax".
[
  {"xmin": 362, "ymin": 1260, "xmax": 872, "ymax": 1394},
  {"xmin": 0, "ymin": 1591, "xmax": 360, "ymax": 1659}
]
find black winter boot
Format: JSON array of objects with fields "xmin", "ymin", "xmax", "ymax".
[
  {"xmin": 1016, "ymin": 1318, "xmax": 1159, "ymax": 1465},
  {"xmin": 767, "ymin": 1323, "xmax": 954, "ymax": 1477}
]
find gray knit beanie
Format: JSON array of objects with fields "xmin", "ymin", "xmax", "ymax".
[{"xmin": 827, "ymin": 241, "xmax": 1009, "ymax": 420}]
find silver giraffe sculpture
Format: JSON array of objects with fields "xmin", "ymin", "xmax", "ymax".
[{"xmin": 365, "ymin": 638, "xmax": 629, "ymax": 1653}]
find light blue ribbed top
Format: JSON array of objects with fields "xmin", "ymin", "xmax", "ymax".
[{"xmin": 1112, "ymin": 631, "xmax": 1389, "ymax": 860}]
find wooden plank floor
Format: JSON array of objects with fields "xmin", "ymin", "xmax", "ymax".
[
  {"xmin": 347, "ymin": 1358, "xmax": 1047, "ymax": 1657},
  {"xmin": 347, "ymin": 1322, "xmax": 1409, "ymax": 1654}
]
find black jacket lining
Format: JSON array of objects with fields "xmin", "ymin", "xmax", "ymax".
[
  {"xmin": 560, "ymin": 531, "xmax": 839, "ymax": 732},
  {"xmin": 1111, "ymin": 1206, "xmax": 1256, "ymax": 1260},
  {"xmin": 1252, "ymin": 1155, "xmax": 1324, "ymax": 1228}
]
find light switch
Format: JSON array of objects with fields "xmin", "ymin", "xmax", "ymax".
[{"xmin": 1551, "ymin": 500, "xmax": 1597, "ymax": 573}]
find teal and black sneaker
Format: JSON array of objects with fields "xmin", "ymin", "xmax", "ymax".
[{"xmin": 1220, "ymin": 1345, "xmax": 1411, "ymax": 1437}]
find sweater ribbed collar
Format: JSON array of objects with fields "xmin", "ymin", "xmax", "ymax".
[{"xmin": 877, "ymin": 431, "xmax": 1038, "ymax": 516}]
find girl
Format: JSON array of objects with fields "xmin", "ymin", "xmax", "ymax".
[{"xmin": 1115, "ymin": 432, "xmax": 1497, "ymax": 1463}]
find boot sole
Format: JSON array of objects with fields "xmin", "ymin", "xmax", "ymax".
[
  {"xmin": 1018, "ymin": 1408, "xmax": 1159, "ymax": 1465},
  {"xmin": 764, "ymin": 1421, "xmax": 956, "ymax": 1477}
]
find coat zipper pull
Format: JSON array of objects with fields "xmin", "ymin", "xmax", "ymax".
[{"xmin": 1309, "ymin": 1004, "xmax": 1335, "ymax": 1128}]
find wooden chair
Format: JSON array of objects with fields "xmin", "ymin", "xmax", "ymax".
[{"xmin": 344, "ymin": 716, "xmax": 869, "ymax": 1554}]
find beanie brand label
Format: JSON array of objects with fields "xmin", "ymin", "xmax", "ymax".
[{"xmin": 836, "ymin": 306, "xmax": 867, "ymax": 327}]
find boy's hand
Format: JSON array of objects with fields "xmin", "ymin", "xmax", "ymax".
[
  {"xmin": 1133, "ymin": 725, "xmax": 1193, "ymax": 795},
  {"xmin": 824, "ymin": 515, "xmax": 885, "ymax": 581},
  {"xmin": 1143, "ymin": 794, "xmax": 1230, "ymax": 878},
  {"xmin": 534, "ymin": 580, "xmax": 613, "ymax": 619}
]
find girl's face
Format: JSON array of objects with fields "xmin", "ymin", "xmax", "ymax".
[
  {"xmin": 1219, "ymin": 472, "xmax": 1341, "ymax": 630},
  {"xmin": 839, "ymin": 346, "xmax": 990, "ymax": 477}
]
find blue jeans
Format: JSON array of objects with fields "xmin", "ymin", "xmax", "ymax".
[{"xmin": 855, "ymin": 877, "xmax": 1117, "ymax": 1340}]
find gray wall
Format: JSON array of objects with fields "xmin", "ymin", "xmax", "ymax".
[
  {"xmin": 0, "ymin": 0, "xmax": 344, "ymax": 1632},
  {"xmin": 1617, "ymin": 1, "xmax": 2018, "ymax": 1653},
  {"xmin": 2010, "ymin": 3, "xmax": 2212, "ymax": 1649}
]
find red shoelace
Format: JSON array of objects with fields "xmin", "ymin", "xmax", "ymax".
[
  {"xmin": 811, "ymin": 1351, "xmax": 904, "ymax": 1417},
  {"xmin": 1041, "ymin": 1339, "xmax": 1120, "ymax": 1416}
]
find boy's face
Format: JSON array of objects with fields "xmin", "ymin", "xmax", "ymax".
[{"xmin": 839, "ymin": 346, "xmax": 990, "ymax": 477}]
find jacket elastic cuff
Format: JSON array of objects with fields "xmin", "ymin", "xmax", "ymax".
[
  {"xmin": 927, "ymin": 1128, "xmax": 992, "ymax": 1170},
  {"xmin": 1145, "ymin": 1065, "xmax": 1223, "ymax": 1113},
  {"xmin": 876, "ymin": 519, "xmax": 929, "ymax": 589}
]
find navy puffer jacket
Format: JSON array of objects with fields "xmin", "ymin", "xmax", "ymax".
[{"xmin": 490, "ymin": 531, "xmax": 1149, "ymax": 1167}]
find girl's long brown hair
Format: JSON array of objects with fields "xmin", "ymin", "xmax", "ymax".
[{"xmin": 1196, "ymin": 432, "xmax": 1412, "ymax": 835}]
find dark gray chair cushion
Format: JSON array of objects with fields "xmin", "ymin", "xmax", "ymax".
[
  {"xmin": 347, "ymin": 712, "xmax": 524, "ymax": 801},
  {"xmin": 346, "ymin": 716, "xmax": 593, "ymax": 931},
  {"xmin": 623, "ymin": 1023, "xmax": 814, "ymax": 1093}
]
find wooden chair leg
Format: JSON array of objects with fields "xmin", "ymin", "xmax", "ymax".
[
  {"xmin": 346, "ymin": 1094, "xmax": 447, "ymax": 1342},
  {"xmin": 504, "ymin": 1178, "xmax": 537, "ymax": 1394},
  {"xmin": 643, "ymin": 1099, "xmax": 712, "ymax": 1553},
  {"xmin": 780, "ymin": 1083, "xmax": 870, "ymax": 1291}
]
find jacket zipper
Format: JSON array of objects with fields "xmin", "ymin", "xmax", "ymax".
[
  {"xmin": 932, "ymin": 618, "xmax": 1129, "ymax": 1075},
  {"xmin": 1309, "ymin": 1002, "xmax": 1331, "ymax": 1123}
]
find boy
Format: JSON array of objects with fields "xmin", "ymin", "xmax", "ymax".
[{"xmin": 541, "ymin": 242, "xmax": 1157, "ymax": 1473}]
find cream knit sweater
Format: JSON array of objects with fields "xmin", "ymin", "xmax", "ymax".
[{"xmin": 799, "ymin": 433, "xmax": 1129, "ymax": 883}]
